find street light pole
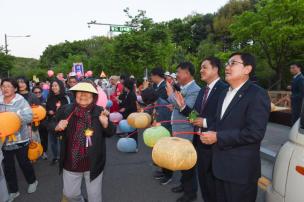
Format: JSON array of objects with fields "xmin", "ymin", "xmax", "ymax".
[
  {"xmin": 4, "ymin": 34, "xmax": 8, "ymax": 55},
  {"xmin": 4, "ymin": 34, "xmax": 31, "ymax": 55}
]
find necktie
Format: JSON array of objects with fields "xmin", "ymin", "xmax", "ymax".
[{"xmin": 200, "ymin": 86, "xmax": 210, "ymax": 113}]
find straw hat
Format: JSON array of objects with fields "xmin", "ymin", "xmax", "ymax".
[{"xmin": 69, "ymin": 82, "xmax": 98, "ymax": 94}]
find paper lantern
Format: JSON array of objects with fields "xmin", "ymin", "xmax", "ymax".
[
  {"xmin": 96, "ymin": 86, "xmax": 108, "ymax": 108},
  {"xmin": 31, "ymin": 105, "xmax": 46, "ymax": 126},
  {"xmin": 143, "ymin": 126, "xmax": 171, "ymax": 147},
  {"xmin": 0, "ymin": 112, "xmax": 21, "ymax": 139},
  {"xmin": 106, "ymin": 100, "xmax": 113, "ymax": 108},
  {"xmin": 152, "ymin": 137, "xmax": 197, "ymax": 171},
  {"xmin": 117, "ymin": 138, "xmax": 137, "ymax": 153},
  {"xmin": 109, "ymin": 112, "xmax": 123, "ymax": 123},
  {"xmin": 127, "ymin": 112, "xmax": 151, "ymax": 129},
  {"xmin": 119, "ymin": 120, "xmax": 136, "ymax": 133},
  {"xmin": 47, "ymin": 70, "xmax": 54, "ymax": 77},
  {"xmin": 28, "ymin": 141, "xmax": 43, "ymax": 161}
]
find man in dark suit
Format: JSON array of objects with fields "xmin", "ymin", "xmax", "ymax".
[
  {"xmin": 290, "ymin": 63, "xmax": 304, "ymax": 124},
  {"xmin": 175, "ymin": 57, "xmax": 228, "ymax": 202},
  {"xmin": 149, "ymin": 67, "xmax": 173, "ymax": 185},
  {"xmin": 201, "ymin": 52, "xmax": 270, "ymax": 202}
]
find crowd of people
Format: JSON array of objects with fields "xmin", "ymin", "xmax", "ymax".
[{"xmin": 5, "ymin": 51, "xmax": 303, "ymax": 202}]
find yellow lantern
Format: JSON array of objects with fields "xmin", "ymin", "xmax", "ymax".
[
  {"xmin": 31, "ymin": 105, "xmax": 47, "ymax": 126},
  {"xmin": 28, "ymin": 141, "xmax": 43, "ymax": 161},
  {"xmin": 127, "ymin": 112, "xmax": 151, "ymax": 129},
  {"xmin": 152, "ymin": 137, "xmax": 197, "ymax": 171},
  {"xmin": 0, "ymin": 112, "xmax": 21, "ymax": 143}
]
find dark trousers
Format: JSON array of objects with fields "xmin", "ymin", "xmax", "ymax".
[
  {"xmin": 180, "ymin": 166, "xmax": 197, "ymax": 196},
  {"xmin": 162, "ymin": 168, "xmax": 173, "ymax": 178},
  {"xmin": 2, "ymin": 144, "xmax": 36, "ymax": 193},
  {"xmin": 215, "ymin": 178, "xmax": 257, "ymax": 202},
  {"xmin": 49, "ymin": 132, "xmax": 59, "ymax": 159},
  {"xmin": 39, "ymin": 124, "xmax": 48, "ymax": 153},
  {"xmin": 197, "ymin": 147, "xmax": 216, "ymax": 202}
]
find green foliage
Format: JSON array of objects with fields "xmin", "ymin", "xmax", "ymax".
[
  {"xmin": 230, "ymin": 0, "xmax": 304, "ymax": 89},
  {"xmin": 7, "ymin": 0, "xmax": 302, "ymax": 90}
]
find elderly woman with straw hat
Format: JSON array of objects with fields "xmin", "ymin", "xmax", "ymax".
[{"xmin": 51, "ymin": 81, "xmax": 115, "ymax": 202}]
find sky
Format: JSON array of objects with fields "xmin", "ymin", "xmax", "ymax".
[{"xmin": 0, "ymin": 0, "xmax": 228, "ymax": 59}]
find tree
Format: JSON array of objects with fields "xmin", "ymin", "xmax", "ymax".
[
  {"xmin": 0, "ymin": 48, "xmax": 14, "ymax": 78},
  {"xmin": 230, "ymin": 0, "xmax": 304, "ymax": 89}
]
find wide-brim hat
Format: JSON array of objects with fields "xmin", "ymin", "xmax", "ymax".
[{"xmin": 69, "ymin": 82, "xmax": 98, "ymax": 94}]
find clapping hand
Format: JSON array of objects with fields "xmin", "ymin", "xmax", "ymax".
[{"xmin": 99, "ymin": 109, "xmax": 109, "ymax": 128}]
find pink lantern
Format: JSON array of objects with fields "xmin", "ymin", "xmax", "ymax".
[
  {"xmin": 96, "ymin": 86, "xmax": 108, "ymax": 108},
  {"xmin": 87, "ymin": 70, "xmax": 93, "ymax": 77},
  {"xmin": 85, "ymin": 72, "xmax": 89, "ymax": 77},
  {"xmin": 109, "ymin": 112, "xmax": 123, "ymax": 123},
  {"xmin": 47, "ymin": 70, "xmax": 54, "ymax": 77}
]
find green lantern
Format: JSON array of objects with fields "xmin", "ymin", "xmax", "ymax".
[{"xmin": 143, "ymin": 126, "xmax": 171, "ymax": 148}]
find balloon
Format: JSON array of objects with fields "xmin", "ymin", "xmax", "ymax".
[
  {"xmin": 47, "ymin": 70, "xmax": 54, "ymax": 77},
  {"xmin": 119, "ymin": 120, "xmax": 135, "ymax": 133},
  {"xmin": 152, "ymin": 137, "xmax": 197, "ymax": 171},
  {"xmin": 143, "ymin": 126, "xmax": 171, "ymax": 147},
  {"xmin": 96, "ymin": 86, "xmax": 108, "ymax": 108},
  {"xmin": 87, "ymin": 70, "xmax": 93, "ymax": 77},
  {"xmin": 42, "ymin": 84, "xmax": 49, "ymax": 90},
  {"xmin": 109, "ymin": 112, "xmax": 123, "ymax": 123},
  {"xmin": 117, "ymin": 138, "xmax": 137, "ymax": 153},
  {"xmin": 76, "ymin": 72, "xmax": 82, "ymax": 78},
  {"xmin": 106, "ymin": 100, "xmax": 113, "ymax": 108}
]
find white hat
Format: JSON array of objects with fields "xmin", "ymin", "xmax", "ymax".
[
  {"xmin": 164, "ymin": 71, "xmax": 170, "ymax": 76},
  {"xmin": 69, "ymin": 72, "xmax": 77, "ymax": 77},
  {"xmin": 70, "ymin": 82, "xmax": 98, "ymax": 94},
  {"xmin": 170, "ymin": 73, "xmax": 176, "ymax": 79}
]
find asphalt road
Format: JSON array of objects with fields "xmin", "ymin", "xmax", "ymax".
[{"xmin": 10, "ymin": 123, "xmax": 290, "ymax": 202}]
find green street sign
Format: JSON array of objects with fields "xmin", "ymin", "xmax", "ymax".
[{"xmin": 110, "ymin": 26, "xmax": 133, "ymax": 32}]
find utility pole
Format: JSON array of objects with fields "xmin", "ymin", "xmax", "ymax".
[{"xmin": 4, "ymin": 34, "xmax": 8, "ymax": 55}]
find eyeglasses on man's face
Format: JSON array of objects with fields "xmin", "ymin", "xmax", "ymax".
[{"xmin": 225, "ymin": 60, "xmax": 244, "ymax": 67}]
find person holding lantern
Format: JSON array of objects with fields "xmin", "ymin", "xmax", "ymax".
[
  {"xmin": 0, "ymin": 78, "xmax": 38, "ymax": 202},
  {"xmin": 0, "ymin": 140, "xmax": 9, "ymax": 202},
  {"xmin": 16, "ymin": 76, "xmax": 40, "ymax": 105},
  {"xmin": 51, "ymin": 81, "xmax": 114, "ymax": 202},
  {"xmin": 46, "ymin": 79, "xmax": 71, "ymax": 165},
  {"xmin": 109, "ymin": 75, "xmax": 124, "ymax": 113}
]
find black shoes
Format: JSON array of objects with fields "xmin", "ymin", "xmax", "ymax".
[
  {"xmin": 160, "ymin": 176, "xmax": 172, "ymax": 185},
  {"xmin": 171, "ymin": 185, "xmax": 184, "ymax": 193},
  {"xmin": 153, "ymin": 171, "xmax": 165, "ymax": 180},
  {"xmin": 50, "ymin": 159, "xmax": 58, "ymax": 165},
  {"xmin": 176, "ymin": 194, "xmax": 197, "ymax": 202}
]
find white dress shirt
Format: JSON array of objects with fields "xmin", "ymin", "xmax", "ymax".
[{"xmin": 220, "ymin": 80, "xmax": 248, "ymax": 119}]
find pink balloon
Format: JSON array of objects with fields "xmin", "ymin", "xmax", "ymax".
[
  {"xmin": 109, "ymin": 112, "xmax": 123, "ymax": 123},
  {"xmin": 47, "ymin": 70, "xmax": 54, "ymax": 77},
  {"xmin": 96, "ymin": 86, "xmax": 108, "ymax": 108},
  {"xmin": 76, "ymin": 72, "xmax": 82, "ymax": 78},
  {"xmin": 87, "ymin": 70, "xmax": 93, "ymax": 77},
  {"xmin": 42, "ymin": 84, "xmax": 49, "ymax": 90}
]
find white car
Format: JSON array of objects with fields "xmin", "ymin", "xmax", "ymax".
[{"xmin": 266, "ymin": 119, "xmax": 304, "ymax": 202}]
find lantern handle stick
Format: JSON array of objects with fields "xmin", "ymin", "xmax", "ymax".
[
  {"xmin": 158, "ymin": 120, "xmax": 190, "ymax": 124},
  {"xmin": 126, "ymin": 130, "xmax": 138, "ymax": 138},
  {"xmin": 173, "ymin": 131, "xmax": 203, "ymax": 136},
  {"xmin": 143, "ymin": 104, "xmax": 173, "ymax": 111}
]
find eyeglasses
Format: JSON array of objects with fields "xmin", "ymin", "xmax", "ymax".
[
  {"xmin": 225, "ymin": 60, "xmax": 244, "ymax": 67},
  {"xmin": 34, "ymin": 91, "xmax": 41, "ymax": 94}
]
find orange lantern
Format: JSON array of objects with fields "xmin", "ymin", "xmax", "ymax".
[
  {"xmin": 0, "ymin": 112, "xmax": 21, "ymax": 142},
  {"xmin": 152, "ymin": 137, "xmax": 197, "ymax": 171},
  {"xmin": 31, "ymin": 105, "xmax": 46, "ymax": 126},
  {"xmin": 127, "ymin": 112, "xmax": 151, "ymax": 129},
  {"xmin": 28, "ymin": 141, "xmax": 43, "ymax": 161}
]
